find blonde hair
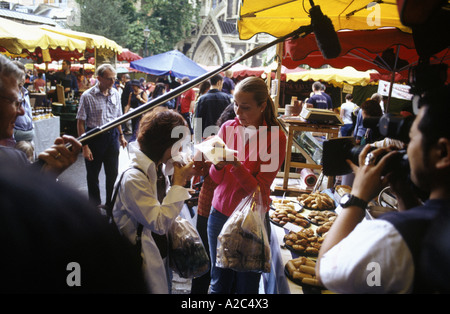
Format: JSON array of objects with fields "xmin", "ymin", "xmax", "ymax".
[
  {"xmin": 234, "ymin": 77, "xmax": 280, "ymax": 127},
  {"xmin": 15, "ymin": 141, "xmax": 34, "ymax": 162}
]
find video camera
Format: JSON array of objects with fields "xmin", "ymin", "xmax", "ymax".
[
  {"xmin": 322, "ymin": 120, "xmax": 411, "ymax": 177},
  {"xmin": 322, "ymin": 59, "xmax": 447, "ymax": 177}
]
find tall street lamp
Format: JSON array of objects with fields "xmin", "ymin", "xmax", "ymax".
[{"xmin": 143, "ymin": 27, "xmax": 150, "ymax": 57}]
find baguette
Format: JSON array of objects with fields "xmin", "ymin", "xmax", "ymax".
[{"xmin": 299, "ymin": 265, "xmax": 316, "ymax": 275}]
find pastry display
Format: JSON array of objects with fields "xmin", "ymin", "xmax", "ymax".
[
  {"xmin": 270, "ymin": 204, "xmax": 310, "ymax": 228},
  {"xmin": 271, "ymin": 198, "xmax": 302, "ymax": 212},
  {"xmin": 283, "ymin": 229, "xmax": 323, "ymax": 256},
  {"xmin": 285, "ymin": 257, "xmax": 323, "ymax": 288},
  {"xmin": 307, "ymin": 210, "xmax": 336, "ymax": 225},
  {"xmin": 316, "ymin": 221, "xmax": 334, "ymax": 236},
  {"xmin": 298, "ymin": 192, "xmax": 335, "ymax": 210}
]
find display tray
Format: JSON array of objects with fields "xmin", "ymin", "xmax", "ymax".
[
  {"xmin": 303, "ymin": 210, "xmax": 337, "ymax": 227},
  {"xmin": 297, "ymin": 192, "xmax": 337, "ymax": 211},
  {"xmin": 283, "ymin": 241, "xmax": 319, "ymax": 257},
  {"xmin": 270, "ymin": 199, "xmax": 303, "ymax": 212},
  {"xmin": 284, "ymin": 267, "xmax": 324, "ymax": 292},
  {"xmin": 269, "ymin": 205, "xmax": 304, "ymax": 214},
  {"xmin": 269, "ymin": 215, "xmax": 311, "ymax": 229}
]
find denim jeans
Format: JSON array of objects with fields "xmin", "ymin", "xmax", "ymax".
[
  {"xmin": 340, "ymin": 123, "xmax": 354, "ymax": 137},
  {"xmin": 207, "ymin": 207, "xmax": 261, "ymax": 294}
]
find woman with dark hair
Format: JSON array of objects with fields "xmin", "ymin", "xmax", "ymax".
[
  {"xmin": 112, "ymin": 107, "xmax": 199, "ymax": 294},
  {"xmin": 207, "ymin": 77, "xmax": 286, "ymax": 294},
  {"xmin": 151, "ymin": 82, "xmax": 175, "ymax": 109},
  {"xmin": 124, "ymin": 79, "xmax": 148, "ymax": 142}
]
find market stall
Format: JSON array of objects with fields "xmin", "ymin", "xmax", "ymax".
[
  {"xmin": 0, "ymin": 17, "xmax": 86, "ymax": 61},
  {"xmin": 38, "ymin": 25, "xmax": 122, "ymax": 69},
  {"xmin": 130, "ymin": 49, "xmax": 207, "ymax": 80}
]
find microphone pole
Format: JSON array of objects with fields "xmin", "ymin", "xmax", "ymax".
[{"xmin": 76, "ymin": 24, "xmax": 314, "ymax": 146}]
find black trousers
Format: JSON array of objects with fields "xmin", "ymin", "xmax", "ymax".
[{"xmin": 84, "ymin": 129, "xmax": 120, "ymax": 207}]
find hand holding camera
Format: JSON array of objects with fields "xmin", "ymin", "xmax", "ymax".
[{"xmin": 347, "ymin": 145, "xmax": 402, "ymax": 203}]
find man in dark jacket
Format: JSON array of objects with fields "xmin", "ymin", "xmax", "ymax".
[{"xmin": 194, "ymin": 74, "xmax": 231, "ymax": 139}]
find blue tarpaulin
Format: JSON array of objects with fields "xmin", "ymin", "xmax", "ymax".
[{"xmin": 130, "ymin": 49, "xmax": 207, "ymax": 80}]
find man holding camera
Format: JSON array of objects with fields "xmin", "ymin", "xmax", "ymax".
[{"xmin": 316, "ymin": 86, "xmax": 450, "ymax": 293}]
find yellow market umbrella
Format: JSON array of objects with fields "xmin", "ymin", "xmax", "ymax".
[
  {"xmin": 238, "ymin": 0, "xmax": 410, "ymax": 40},
  {"xmin": 39, "ymin": 25, "xmax": 122, "ymax": 54},
  {"xmin": 285, "ymin": 66, "xmax": 377, "ymax": 87},
  {"xmin": 0, "ymin": 17, "xmax": 86, "ymax": 56}
]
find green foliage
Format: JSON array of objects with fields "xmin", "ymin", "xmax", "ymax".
[
  {"xmin": 74, "ymin": 0, "xmax": 131, "ymax": 46},
  {"xmin": 75, "ymin": 0, "xmax": 200, "ymax": 56}
]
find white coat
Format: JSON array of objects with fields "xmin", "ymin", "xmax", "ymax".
[{"xmin": 113, "ymin": 142, "xmax": 191, "ymax": 293}]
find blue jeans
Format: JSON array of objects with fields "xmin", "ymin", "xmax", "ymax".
[
  {"xmin": 207, "ymin": 208, "xmax": 261, "ymax": 294},
  {"xmin": 340, "ymin": 123, "xmax": 354, "ymax": 137}
]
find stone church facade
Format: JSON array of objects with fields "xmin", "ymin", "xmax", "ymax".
[{"xmin": 176, "ymin": 0, "xmax": 274, "ymax": 67}]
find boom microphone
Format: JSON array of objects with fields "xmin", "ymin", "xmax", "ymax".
[{"xmin": 309, "ymin": 3, "xmax": 342, "ymax": 59}]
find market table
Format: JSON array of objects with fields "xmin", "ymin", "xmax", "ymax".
[
  {"xmin": 33, "ymin": 115, "xmax": 60, "ymax": 156},
  {"xmin": 263, "ymin": 195, "xmax": 337, "ymax": 294}
]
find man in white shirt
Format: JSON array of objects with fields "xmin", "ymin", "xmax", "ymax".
[
  {"xmin": 317, "ymin": 86, "xmax": 450, "ymax": 293},
  {"xmin": 339, "ymin": 93, "xmax": 357, "ymax": 137}
]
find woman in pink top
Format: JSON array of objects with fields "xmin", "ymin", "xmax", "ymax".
[{"xmin": 207, "ymin": 77, "xmax": 287, "ymax": 294}]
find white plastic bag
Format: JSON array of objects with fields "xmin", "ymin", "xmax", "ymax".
[
  {"xmin": 216, "ymin": 187, "xmax": 271, "ymax": 273},
  {"xmin": 168, "ymin": 216, "xmax": 210, "ymax": 278}
]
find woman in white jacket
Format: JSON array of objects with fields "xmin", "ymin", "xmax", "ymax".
[{"xmin": 113, "ymin": 107, "xmax": 198, "ymax": 293}]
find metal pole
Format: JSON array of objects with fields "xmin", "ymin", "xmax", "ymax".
[{"xmin": 145, "ymin": 38, "xmax": 148, "ymax": 58}]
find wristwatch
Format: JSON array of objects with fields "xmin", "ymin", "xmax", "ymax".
[{"xmin": 340, "ymin": 193, "xmax": 368, "ymax": 209}]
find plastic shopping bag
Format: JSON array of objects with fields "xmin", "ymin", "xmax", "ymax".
[
  {"xmin": 216, "ymin": 187, "xmax": 271, "ymax": 273},
  {"xmin": 168, "ymin": 216, "xmax": 210, "ymax": 278}
]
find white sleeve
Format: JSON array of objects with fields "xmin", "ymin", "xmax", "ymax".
[
  {"xmin": 319, "ymin": 219, "xmax": 415, "ymax": 294},
  {"xmin": 120, "ymin": 169, "xmax": 190, "ymax": 235}
]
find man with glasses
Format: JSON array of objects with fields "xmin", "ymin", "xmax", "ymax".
[
  {"xmin": 77, "ymin": 64, "xmax": 127, "ymax": 210},
  {"xmin": 0, "ymin": 54, "xmax": 81, "ymax": 175},
  {"xmin": 0, "ymin": 56, "xmax": 146, "ymax": 293},
  {"xmin": 11, "ymin": 61, "xmax": 35, "ymax": 161}
]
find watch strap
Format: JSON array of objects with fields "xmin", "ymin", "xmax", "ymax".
[{"xmin": 341, "ymin": 193, "xmax": 368, "ymax": 209}]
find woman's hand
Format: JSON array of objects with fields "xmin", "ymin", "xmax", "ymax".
[
  {"xmin": 214, "ymin": 159, "xmax": 241, "ymax": 170},
  {"xmin": 172, "ymin": 161, "xmax": 201, "ymax": 187},
  {"xmin": 213, "ymin": 153, "xmax": 241, "ymax": 170}
]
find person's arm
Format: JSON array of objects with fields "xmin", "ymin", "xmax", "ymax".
[
  {"xmin": 141, "ymin": 91, "xmax": 148, "ymax": 103},
  {"xmin": 124, "ymin": 93, "xmax": 132, "ymax": 113},
  {"xmin": 316, "ymin": 145, "xmax": 400, "ymax": 283},
  {"xmin": 72, "ymin": 74, "xmax": 79, "ymax": 93},
  {"xmin": 77, "ymin": 118, "xmax": 93, "ymax": 161},
  {"xmin": 37, "ymin": 135, "xmax": 82, "ymax": 176},
  {"xmin": 117, "ymin": 125, "xmax": 127, "ymax": 148}
]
